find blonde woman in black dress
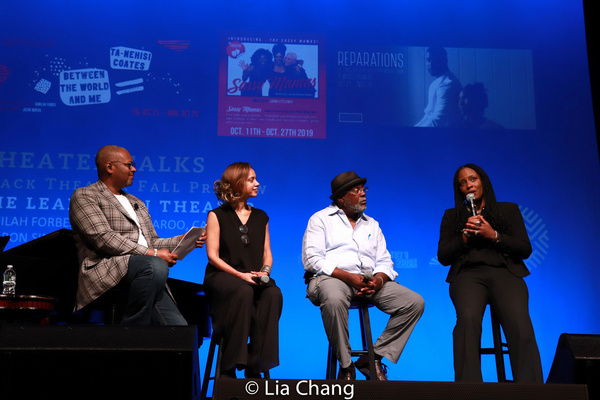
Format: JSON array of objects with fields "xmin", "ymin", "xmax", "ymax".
[{"xmin": 204, "ymin": 162, "xmax": 282, "ymax": 379}]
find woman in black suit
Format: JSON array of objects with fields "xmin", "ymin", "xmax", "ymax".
[{"xmin": 437, "ymin": 163, "xmax": 543, "ymax": 382}]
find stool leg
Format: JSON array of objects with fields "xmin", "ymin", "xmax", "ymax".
[
  {"xmin": 215, "ymin": 337, "xmax": 223, "ymax": 379},
  {"xmin": 491, "ymin": 310, "xmax": 507, "ymax": 382},
  {"xmin": 360, "ymin": 304, "xmax": 376, "ymax": 380},
  {"xmin": 201, "ymin": 335, "xmax": 218, "ymax": 400},
  {"xmin": 201, "ymin": 337, "xmax": 217, "ymax": 399},
  {"xmin": 326, "ymin": 343, "xmax": 337, "ymax": 379}
]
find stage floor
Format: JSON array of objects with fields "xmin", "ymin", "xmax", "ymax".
[{"xmin": 213, "ymin": 378, "xmax": 588, "ymax": 400}]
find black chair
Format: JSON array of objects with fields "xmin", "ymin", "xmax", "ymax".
[
  {"xmin": 480, "ymin": 307, "xmax": 511, "ymax": 382},
  {"xmin": 326, "ymin": 300, "xmax": 377, "ymax": 380}
]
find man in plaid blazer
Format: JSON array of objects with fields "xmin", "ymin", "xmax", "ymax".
[{"xmin": 69, "ymin": 145, "xmax": 205, "ymax": 325}]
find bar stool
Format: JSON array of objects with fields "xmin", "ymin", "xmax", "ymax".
[
  {"xmin": 480, "ymin": 307, "xmax": 511, "ymax": 382},
  {"xmin": 201, "ymin": 331, "xmax": 271, "ymax": 400},
  {"xmin": 326, "ymin": 300, "xmax": 377, "ymax": 380}
]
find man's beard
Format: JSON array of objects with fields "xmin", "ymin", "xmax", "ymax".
[{"xmin": 344, "ymin": 198, "xmax": 366, "ymax": 214}]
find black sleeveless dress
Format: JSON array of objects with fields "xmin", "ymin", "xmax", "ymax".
[{"xmin": 203, "ymin": 205, "xmax": 282, "ymax": 373}]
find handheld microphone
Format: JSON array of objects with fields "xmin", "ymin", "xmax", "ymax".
[
  {"xmin": 362, "ymin": 270, "xmax": 373, "ymax": 283},
  {"xmin": 254, "ymin": 265, "xmax": 271, "ymax": 285},
  {"xmin": 466, "ymin": 193, "xmax": 481, "ymax": 226},
  {"xmin": 465, "ymin": 193, "xmax": 477, "ymax": 216},
  {"xmin": 253, "ymin": 275, "xmax": 270, "ymax": 284}
]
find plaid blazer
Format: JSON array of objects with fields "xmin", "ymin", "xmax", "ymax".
[{"xmin": 69, "ymin": 180, "xmax": 179, "ymax": 310}]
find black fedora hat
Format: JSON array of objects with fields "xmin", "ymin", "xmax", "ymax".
[{"xmin": 330, "ymin": 171, "xmax": 367, "ymax": 200}]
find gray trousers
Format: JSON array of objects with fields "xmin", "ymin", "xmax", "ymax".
[{"xmin": 307, "ymin": 275, "xmax": 424, "ymax": 368}]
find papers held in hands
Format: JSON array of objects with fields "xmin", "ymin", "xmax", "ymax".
[{"xmin": 173, "ymin": 226, "xmax": 205, "ymax": 260}]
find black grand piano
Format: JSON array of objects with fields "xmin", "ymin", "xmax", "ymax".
[{"xmin": 0, "ymin": 229, "xmax": 210, "ymax": 335}]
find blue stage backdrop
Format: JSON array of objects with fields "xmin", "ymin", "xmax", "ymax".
[{"xmin": 1, "ymin": 0, "xmax": 598, "ymax": 382}]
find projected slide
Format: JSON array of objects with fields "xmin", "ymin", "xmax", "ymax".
[
  {"xmin": 218, "ymin": 32, "xmax": 326, "ymax": 139},
  {"xmin": 336, "ymin": 46, "xmax": 536, "ymax": 129},
  {"xmin": 0, "ymin": 37, "xmax": 200, "ymax": 119}
]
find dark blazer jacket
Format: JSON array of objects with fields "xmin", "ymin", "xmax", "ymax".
[
  {"xmin": 69, "ymin": 180, "xmax": 179, "ymax": 310},
  {"xmin": 437, "ymin": 202, "xmax": 532, "ymax": 283}
]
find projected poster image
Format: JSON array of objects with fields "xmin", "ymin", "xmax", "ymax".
[
  {"xmin": 0, "ymin": 38, "xmax": 200, "ymax": 118},
  {"xmin": 218, "ymin": 32, "xmax": 326, "ymax": 139},
  {"xmin": 336, "ymin": 46, "xmax": 536, "ymax": 129}
]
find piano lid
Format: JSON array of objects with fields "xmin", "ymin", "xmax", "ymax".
[{"xmin": 0, "ymin": 236, "xmax": 8, "ymax": 253}]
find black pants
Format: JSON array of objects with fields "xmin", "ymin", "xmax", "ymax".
[
  {"xmin": 204, "ymin": 271, "xmax": 283, "ymax": 372},
  {"xmin": 449, "ymin": 265, "xmax": 543, "ymax": 382}
]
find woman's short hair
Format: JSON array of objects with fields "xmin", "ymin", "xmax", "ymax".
[{"xmin": 214, "ymin": 162, "xmax": 252, "ymax": 209}]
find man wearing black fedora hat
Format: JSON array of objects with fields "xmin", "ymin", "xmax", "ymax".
[{"xmin": 302, "ymin": 171, "xmax": 425, "ymax": 381}]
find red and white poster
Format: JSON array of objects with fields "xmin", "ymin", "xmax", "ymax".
[{"xmin": 218, "ymin": 32, "xmax": 326, "ymax": 139}]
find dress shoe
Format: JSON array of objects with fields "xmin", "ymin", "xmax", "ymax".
[
  {"xmin": 337, "ymin": 362, "xmax": 356, "ymax": 380},
  {"xmin": 354, "ymin": 355, "xmax": 388, "ymax": 381}
]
